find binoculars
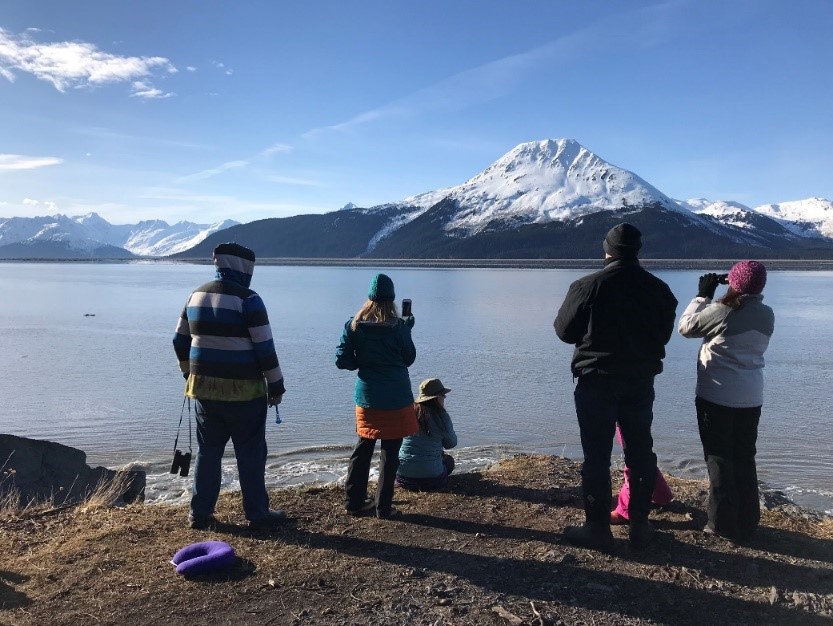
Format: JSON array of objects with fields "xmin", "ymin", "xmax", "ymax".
[{"xmin": 170, "ymin": 449, "xmax": 192, "ymax": 477}]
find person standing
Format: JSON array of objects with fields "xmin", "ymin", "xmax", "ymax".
[
  {"xmin": 335, "ymin": 273, "xmax": 418, "ymax": 519},
  {"xmin": 678, "ymin": 261, "xmax": 774, "ymax": 541},
  {"xmin": 173, "ymin": 243, "xmax": 287, "ymax": 530},
  {"xmin": 554, "ymin": 223, "xmax": 678, "ymax": 550},
  {"xmin": 396, "ymin": 378, "xmax": 458, "ymax": 491}
]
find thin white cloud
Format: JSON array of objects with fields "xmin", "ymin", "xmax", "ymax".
[
  {"xmin": 266, "ymin": 174, "xmax": 323, "ymax": 187},
  {"xmin": 261, "ymin": 143, "xmax": 293, "ymax": 157},
  {"xmin": 304, "ymin": 0, "xmax": 689, "ymax": 139},
  {"xmin": 175, "ymin": 141, "xmax": 294, "ymax": 184},
  {"xmin": 74, "ymin": 126, "xmax": 210, "ymax": 150},
  {"xmin": 0, "ymin": 26, "xmax": 176, "ymax": 96},
  {"xmin": 186, "ymin": 66, "xmax": 197, "ymax": 72},
  {"xmin": 0, "ymin": 153, "xmax": 63, "ymax": 170},
  {"xmin": 22, "ymin": 198, "xmax": 58, "ymax": 212},
  {"xmin": 175, "ymin": 160, "xmax": 249, "ymax": 183},
  {"xmin": 131, "ymin": 80, "xmax": 174, "ymax": 99}
]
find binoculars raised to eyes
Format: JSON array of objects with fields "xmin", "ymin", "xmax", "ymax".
[{"xmin": 170, "ymin": 449, "xmax": 191, "ymax": 477}]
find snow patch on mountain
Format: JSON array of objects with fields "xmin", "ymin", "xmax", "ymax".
[
  {"xmin": 681, "ymin": 199, "xmax": 756, "ymax": 228},
  {"xmin": 753, "ymin": 198, "xmax": 833, "ymax": 239}
]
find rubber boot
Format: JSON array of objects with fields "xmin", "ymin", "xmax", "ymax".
[
  {"xmin": 564, "ymin": 478, "xmax": 614, "ymax": 552},
  {"xmin": 564, "ymin": 521, "xmax": 614, "ymax": 552},
  {"xmin": 627, "ymin": 473, "xmax": 656, "ymax": 550}
]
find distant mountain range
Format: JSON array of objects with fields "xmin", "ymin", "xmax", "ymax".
[
  {"xmin": 177, "ymin": 139, "xmax": 833, "ymax": 260},
  {"xmin": 3, "ymin": 139, "xmax": 833, "ymax": 260},
  {"xmin": 0, "ymin": 213, "xmax": 238, "ymax": 259}
]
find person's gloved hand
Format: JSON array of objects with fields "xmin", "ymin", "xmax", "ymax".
[
  {"xmin": 268, "ymin": 393, "xmax": 283, "ymax": 407},
  {"xmin": 697, "ymin": 273, "xmax": 720, "ymax": 299},
  {"xmin": 404, "ymin": 315, "xmax": 415, "ymax": 329}
]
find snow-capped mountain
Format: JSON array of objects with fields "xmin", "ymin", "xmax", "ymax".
[
  {"xmin": 0, "ymin": 213, "xmax": 238, "ymax": 258},
  {"xmin": 752, "ymin": 198, "xmax": 833, "ymax": 239},
  {"xmin": 399, "ymin": 138, "xmax": 687, "ymax": 235},
  {"xmin": 178, "ymin": 138, "xmax": 833, "ymax": 260}
]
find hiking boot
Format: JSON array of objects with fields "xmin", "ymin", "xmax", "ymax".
[
  {"xmin": 376, "ymin": 506, "xmax": 402, "ymax": 520},
  {"xmin": 345, "ymin": 498, "xmax": 375, "ymax": 517},
  {"xmin": 629, "ymin": 518, "xmax": 655, "ymax": 550},
  {"xmin": 563, "ymin": 522, "xmax": 614, "ymax": 552},
  {"xmin": 249, "ymin": 510, "xmax": 287, "ymax": 529},
  {"xmin": 188, "ymin": 514, "xmax": 216, "ymax": 530}
]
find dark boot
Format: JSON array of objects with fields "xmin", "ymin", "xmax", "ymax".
[
  {"xmin": 564, "ymin": 521, "xmax": 614, "ymax": 552},
  {"xmin": 628, "ymin": 518, "xmax": 655, "ymax": 550},
  {"xmin": 627, "ymin": 472, "xmax": 657, "ymax": 550}
]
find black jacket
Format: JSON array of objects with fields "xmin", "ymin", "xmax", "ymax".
[{"xmin": 554, "ymin": 258, "xmax": 678, "ymax": 379}]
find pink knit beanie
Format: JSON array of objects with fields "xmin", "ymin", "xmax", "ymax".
[{"xmin": 728, "ymin": 260, "xmax": 767, "ymax": 295}]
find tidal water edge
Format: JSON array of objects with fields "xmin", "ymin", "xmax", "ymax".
[{"xmin": 0, "ymin": 262, "xmax": 830, "ymax": 514}]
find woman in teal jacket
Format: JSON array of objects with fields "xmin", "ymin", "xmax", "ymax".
[
  {"xmin": 397, "ymin": 378, "xmax": 458, "ymax": 491},
  {"xmin": 335, "ymin": 273, "xmax": 417, "ymax": 518}
]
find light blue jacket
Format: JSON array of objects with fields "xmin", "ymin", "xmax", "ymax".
[{"xmin": 398, "ymin": 409, "xmax": 457, "ymax": 478}]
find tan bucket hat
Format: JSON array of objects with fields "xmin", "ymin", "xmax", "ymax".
[{"xmin": 415, "ymin": 378, "xmax": 451, "ymax": 403}]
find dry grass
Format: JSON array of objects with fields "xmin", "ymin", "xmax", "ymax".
[{"xmin": 2, "ymin": 455, "xmax": 832, "ymax": 626}]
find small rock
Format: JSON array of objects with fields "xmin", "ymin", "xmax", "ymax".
[
  {"xmin": 768, "ymin": 587, "xmax": 779, "ymax": 605},
  {"xmin": 793, "ymin": 591, "xmax": 808, "ymax": 608},
  {"xmin": 321, "ymin": 608, "xmax": 333, "ymax": 616},
  {"xmin": 437, "ymin": 598, "xmax": 452, "ymax": 606}
]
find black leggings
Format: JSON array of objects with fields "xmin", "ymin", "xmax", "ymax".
[{"xmin": 345, "ymin": 437, "xmax": 403, "ymax": 515}]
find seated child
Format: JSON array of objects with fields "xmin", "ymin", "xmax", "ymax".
[
  {"xmin": 396, "ymin": 378, "xmax": 457, "ymax": 491},
  {"xmin": 611, "ymin": 424, "xmax": 674, "ymax": 524}
]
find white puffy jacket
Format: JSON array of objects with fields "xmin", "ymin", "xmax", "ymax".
[{"xmin": 678, "ymin": 294, "xmax": 775, "ymax": 408}]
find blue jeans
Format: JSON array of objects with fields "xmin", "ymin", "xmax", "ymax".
[
  {"xmin": 574, "ymin": 374, "xmax": 658, "ymax": 523},
  {"xmin": 191, "ymin": 397, "xmax": 270, "ymax": 522}
]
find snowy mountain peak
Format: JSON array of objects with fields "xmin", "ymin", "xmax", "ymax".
[
  {"xmin": 401, "ymin": 138, "xmax": 685, "ymax": 234},
  {"xmin": 753, "ymin": 198, "xmax": 833, "ymax": 239}
]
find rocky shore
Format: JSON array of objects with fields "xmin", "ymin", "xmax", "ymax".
[{"xmin": 1, "ymin": 454, "xmax": 832, "ymax": 625}]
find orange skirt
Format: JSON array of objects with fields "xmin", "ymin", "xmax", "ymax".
[{"xmin": 355, "ymin": 405, "xmax": 418, "ymax": 440}]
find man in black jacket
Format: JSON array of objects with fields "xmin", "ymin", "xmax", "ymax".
[{"xmin": 554, "ymin": 223, "xmax": 677, "ymax": 550}]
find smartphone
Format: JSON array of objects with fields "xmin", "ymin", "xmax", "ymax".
[
  {"xmin": 401, "ymin": 298, "xmax": 412, "ymax": 317},
  {"xmin": 717, "ymin": 274, "xmax": 730, "ymax": 284}
]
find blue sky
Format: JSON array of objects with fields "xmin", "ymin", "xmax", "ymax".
[{"xmin": 1, "ymin": 0, "xmax": 831, "ymax": 225}]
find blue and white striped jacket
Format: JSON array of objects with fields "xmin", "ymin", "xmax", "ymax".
[{"xmin": 173, "ymin": 251, "xmax": 284, "ymax": 401}]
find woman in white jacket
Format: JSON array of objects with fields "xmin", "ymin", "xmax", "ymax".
[{"xmin": 678, "ymin": 260, "xmax": 774, "ymax": 542}]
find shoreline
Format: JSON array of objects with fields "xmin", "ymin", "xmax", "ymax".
[
  {"xmin": 131, "ymin": 446, "xmax": 833, "ymax": 520},
  {"xmin": 3, "ymin": 257, "xmax": 833, "ymax": 271},
  {"xmin": 3, "ymin": 454, "xmax": 832, "ymax": 625}
]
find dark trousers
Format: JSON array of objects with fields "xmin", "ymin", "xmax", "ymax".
[
  {"xmin": 345, "ymin": 437, "xmax": 403, "ymax": 516},
  {"xmin": 696, "ymin": 396, "xmax": 761, "ymax": 539},
  {"xmin": 574, "ymin": 374, "xmax": 658, "ymax": 523},
  {"xmin": 192, "ymin": 397, "xmax": 270, "ymax": 522},
  {"xmin": 442, "ymin": 453, "xmax": 455, "ymax": 476}
]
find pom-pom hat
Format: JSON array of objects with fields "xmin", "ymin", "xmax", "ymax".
[
  {"xmin": 368, "ymin": 273, "xmax": 395, "ymax": 302},
  {"xmin": 728, "ymin": 260, "xmax": 767, "ymax": 295}
]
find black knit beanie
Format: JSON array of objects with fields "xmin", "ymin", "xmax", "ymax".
[{"xmin": 603, "ymin": 223, "xmax": 642, "ymax": 258}]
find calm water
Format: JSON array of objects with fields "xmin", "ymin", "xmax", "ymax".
[{"xmin": 0, "ymin": 262, "xmax": 830, "ymax": 514}]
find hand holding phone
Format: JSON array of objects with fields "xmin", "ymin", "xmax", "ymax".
[{"xmin": 401, "ymin": 298, "xmax": 412, "ymax": 317}]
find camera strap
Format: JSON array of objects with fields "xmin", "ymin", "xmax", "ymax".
[{"xmin": 173, "ymin": 397, "xmax": 194, "ymax": 455}]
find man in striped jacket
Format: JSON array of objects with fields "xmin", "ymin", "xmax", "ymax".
[{"xmin": 173, "ymin": 243, "xmax": 286, "ymax": 529}]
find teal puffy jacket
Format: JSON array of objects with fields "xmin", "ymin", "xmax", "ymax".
[{"xmin": 335, "ymin": 317, "xmax": 416, "ymax": 410}]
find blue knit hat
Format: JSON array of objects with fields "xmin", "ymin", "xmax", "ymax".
[{"xmin": 368, "ymin": 273, "xmax": 395, "ymax": 301}]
